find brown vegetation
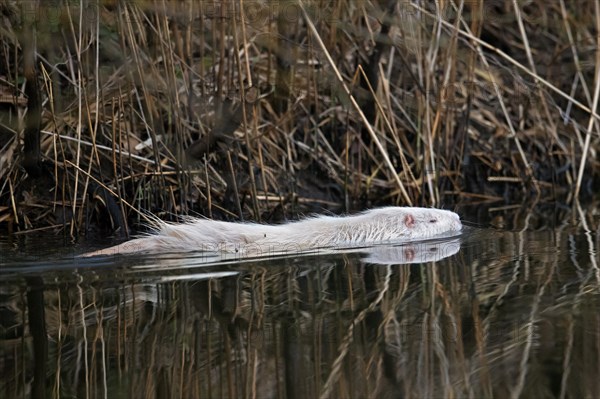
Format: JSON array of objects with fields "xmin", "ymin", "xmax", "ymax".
[{"xmin": 0, "ymin": 0, "xmax": 598, "ymax": 236}]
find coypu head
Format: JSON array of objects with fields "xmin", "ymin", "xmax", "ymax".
[{"xmin": 364, "ymin": 207, "xmax": 462, "ymax": 240}]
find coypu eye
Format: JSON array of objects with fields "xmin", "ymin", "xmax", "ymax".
[{"xmin": 429, "ymin": 219, "xmax": 437, "ymax": 223}]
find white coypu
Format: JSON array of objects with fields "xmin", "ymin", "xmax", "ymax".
[{"xmin": 84, "ymin": 207, "xmax": 462, "ymax": 257}]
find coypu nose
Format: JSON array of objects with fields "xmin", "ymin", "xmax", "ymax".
[{"xmin": 455, "ymin": 218, "xmax": 463, "ymax": 230}]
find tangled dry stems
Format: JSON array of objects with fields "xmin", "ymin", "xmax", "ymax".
[{"xmin": 0, "ymin": 0, "xmax": 598, "ymax": 235}]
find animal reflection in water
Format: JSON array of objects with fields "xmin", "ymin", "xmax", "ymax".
[
  {"xmin": 359, "ymin": 238, "xmax": 461, "ymax": 265},
  {"xmin": 85, "ymin": 207, "xmax": 462, "ymax": 261}
]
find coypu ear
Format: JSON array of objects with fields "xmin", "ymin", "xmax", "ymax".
[{"xmin": 404, "ymin": 214, "xmax": 415, "ymax": 228}]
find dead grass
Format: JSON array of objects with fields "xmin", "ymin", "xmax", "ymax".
[{"xmin": 0, "ymin": 0, "xmax": 598, "ymax": 235}]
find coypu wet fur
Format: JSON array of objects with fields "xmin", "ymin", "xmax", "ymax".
[{"xmin": 85, "ymin": 207, "xmax": 462, "ymax": 257}]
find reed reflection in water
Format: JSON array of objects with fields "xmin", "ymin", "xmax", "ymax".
[{"xmin": 0, "ymin": 229, "xmax": 599, "ymax": 398}]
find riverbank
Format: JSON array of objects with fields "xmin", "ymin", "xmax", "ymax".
[{"xmin": 0, "ymin": 1, "xmax": 598, "ymax": 236}]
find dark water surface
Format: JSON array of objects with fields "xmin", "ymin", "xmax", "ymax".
[{"xmin": 1, "ymin": 223, "xmax": 598, "ymax": 398}]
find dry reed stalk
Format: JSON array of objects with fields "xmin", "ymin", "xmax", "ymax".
[{"xmin": 299, "ymin": 0, "xmax": 413, "ymax": 206}]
